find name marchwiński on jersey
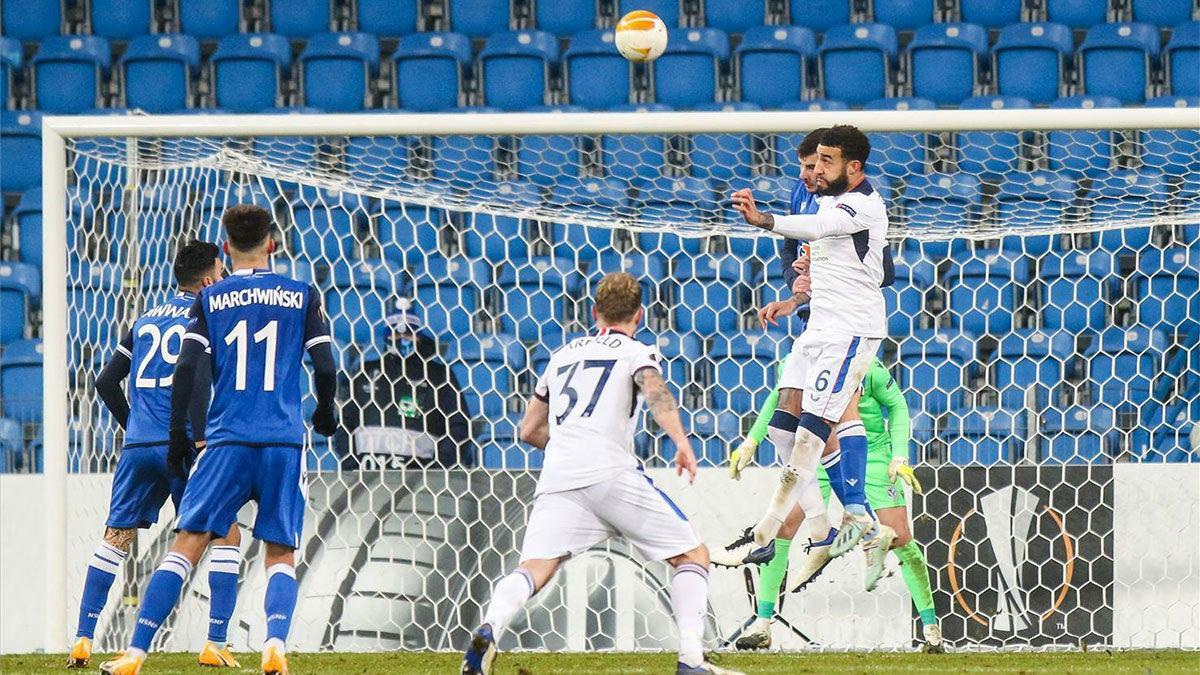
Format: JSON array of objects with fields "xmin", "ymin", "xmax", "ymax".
[
  {"xmin": 142, "ymin": 302, "xmax": 192, "ymax": 320},
  {"xmin": 207, "ymin": 286, "xmax": 305, "ymax": 313}
]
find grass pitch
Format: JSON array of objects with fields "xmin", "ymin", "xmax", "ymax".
[{"xmin": 2, "ymin": 650, "xmax": 1198, "ymax": 674}]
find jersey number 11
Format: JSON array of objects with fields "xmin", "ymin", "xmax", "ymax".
[{"xmin": 224, "ymin": 319, "xmax": 279, "ymax": 391}]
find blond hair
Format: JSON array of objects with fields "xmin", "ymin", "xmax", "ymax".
[{"xmin": 594, "ymin": 272, "xmax": 642, "ymax": 323}]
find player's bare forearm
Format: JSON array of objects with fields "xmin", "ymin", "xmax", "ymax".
[
  {"xmin": 519, "ymin": 397, "xmax": 551, "ymax": 449},
  {"xmin": 634, "ymin": 368, "xmax": 687, "ymax": 446}
]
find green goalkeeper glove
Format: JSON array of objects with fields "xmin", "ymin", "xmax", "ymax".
[{"xmin": 729, "ymin": 438, "xmax": 758, "ymax": 480}]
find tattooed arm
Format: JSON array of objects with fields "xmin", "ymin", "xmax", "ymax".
[{"xmin": 634, "ymin": 367, "xmax": 698, "ymax": 483}]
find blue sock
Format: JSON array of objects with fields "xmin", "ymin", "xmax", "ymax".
[
  {"xmin": 264, "ymin": 564, "xmax": 298, "ymax": 645},
  {"xmin": 130, "ymin": 552, "xmax": 193, "ymax": 652},
  {"xmin": 820, "ymin": 449, "xmax": 847, "ymax": 506},
  {"xmin": 76, "ymin": 542, "xmax": 128, "ymax": 639},
  {"xmin": 836, "ymin": 422, "xmax": 869, "ymax": 508},
  {"xmin": 207, "ymin": 545, "xmax": 241, "ymax": 644}
]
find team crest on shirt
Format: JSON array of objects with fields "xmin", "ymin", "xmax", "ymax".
[{"xmin": 836, "ymin": 203, "xmax": 858, "ymax": 217}]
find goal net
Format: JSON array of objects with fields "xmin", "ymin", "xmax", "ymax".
[{"xmin": 37, "ymin": 108, "xmax": 1199, "ymax": 653}]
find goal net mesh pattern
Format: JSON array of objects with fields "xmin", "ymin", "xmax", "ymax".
[{"xmin": 49, "ymin": 113, "xmax": 1199, "ymax": 652}]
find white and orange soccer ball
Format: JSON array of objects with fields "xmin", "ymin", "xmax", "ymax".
[{"xmin": 614, "ymin": 10, "xmax": 668, "ymax": 62}]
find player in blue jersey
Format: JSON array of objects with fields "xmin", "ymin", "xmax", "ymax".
[
  {"xmin": 101, "ymin": 205, "xmax": 338, "ymax": 675},
  {"xmin": 68, "ymin": 241, "xmax": 243, "ymax": 669}
]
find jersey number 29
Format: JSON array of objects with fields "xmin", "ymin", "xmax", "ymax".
[{"xmin": 224, "ymin": 319, "xmax": 279, "ymax": 391}]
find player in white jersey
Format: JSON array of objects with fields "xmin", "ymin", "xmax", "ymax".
[
  {"xmin": 730, "ymin": 125, "xmax": 892, "ymax": 564},
  {"xmin": 462, "ymin": 273, "xmax": 742, "ymax": 675}
]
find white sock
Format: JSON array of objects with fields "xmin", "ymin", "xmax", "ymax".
[
  {"xmin": 796, "ymin": 476, "xmax": 830, "ymax": 536},
  {"xmin": 671, "ymin": 563, "xmax": 709, "ymax": 668},
  {"xmin": 263, "ymin": 637, "xmax": 285, "ymax": 653},
  {"xmin": 126, "ymin": 647, "xmax": 146, "ymax": 659},
  {"xmin": 766, "ymin": 425, "xmax": 796, "ymax": 465},
  {"xmin": 482, "ymin": 569, "xmax": 535, "ymax": 640},
  {"xmin": 756, "ymin": 426, "xmax": 825, "ymax": 544}
]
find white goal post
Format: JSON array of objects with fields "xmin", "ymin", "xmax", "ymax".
[{"xmin": 37, "ymin": 106, "xmax": 1199, "ymax": 651}]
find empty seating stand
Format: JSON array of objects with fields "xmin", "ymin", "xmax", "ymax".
[
  {"xmin": 737, "ymin": 26, "xmax": 816, "ymax": 108},
  {"xmin": 210, "ymin": 33, "xmax": 292, "ymax": 113},
  {"xmin": 820, "ymin": 24, "xmax": 898, "ymax": 106},
  {"xmin": 908, "ymin": 23, "xmax": 988, "ymax": 106},
  {"xmin": 993, "ymin": 22, "xmax": 1073, "ymax": 104},
  {"xmin": 654, "ymin": 28, "xmax": 729, "ymax": 108},
  {"xmin": 32, "ymin": 36, "xmax": 111, "ymax": 114},
  {"xmin": 121, "ymin": 34, "xmax": 201, "ymax": 113},
  {"xmin": 1079, "ymin": 22, "xmax": 1161, "ymax": 104},
  {"xmin": 480, "ymin": 31, "xmax": 559, "ymax": 111},
  {"xmin": 300, "ymin": 33, "xmax": 381, "ymax": 112},
  {"xmin": 393, "ymin": 32, "xmax": 472, "ymax": 112}
]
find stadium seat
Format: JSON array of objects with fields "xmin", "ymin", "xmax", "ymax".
[
  {"xmin": 498, "ymin": 257, "xmax": 581, "ymax": 341},
  {"xmin": 70, "ymin": 262, "xmax": 122, "ymax": 348},
  {"xmin": 1080, "ymin": 22, "xmax": 1161, "ymax": 104},
  {"xmin": 637, "ymin": 175, "xmax": 717, "ymax": 230},
  {"xmin": 0, "ymin": 37, "xmax": 18, "ymax": 109},
  {"xmin": 2, "ymin": 0, "xmax": 62, "ymax": 40},
  {"xmin": 290, "ymin": 185, "xmax": 368, "ymax": 260},
  {"xmin": 480, "ymin": 415, "xmax": 543, "ymax": 469},
  {"xmin": 872, "ymin": 0, "xmax": 936, "ymax": 32},
  {"xmin": 959, "ymin": 0, "xmax": 1022, "ymax": 29},
  {"xmin": 664, "ymin": 408, "xmax": 740, "ymax": 467},
  {"xmin": 1039, "ymin": 250, "xmax": 1114, "ymax": 332},
  {"xmin": 88, "ymin": 0, "xmax": 153, "ymax": 40},
  {"xmin": 462, "ymin": 197, "xmax": 535, "ymax": 264},
  {"xmin": 908, "ymin": 23, "xmax": 988, "ymax": 106},
  {"xmin": 1089, "ymin": 169, "xmax": 1165, "ymax": 250},
  {"xmin": 196, "ymin": 182, "xmax": 274, "ymax": 242},
  {"xmin": 774, "ymin": 100, "xmax": 848, "ymax": 167},
  {"xmin": 703, "ymin": 0, "xmax": 767, "ymax": 33},
  {"xmin": 377, "ymin": 200, "xmax": 442, "ymax": 265},
  {"xmin": 995, "ymin": 171, "xmax": 1074, "ymax": 256},
  {"xmin": 120, "ymin": 34, "xmax": 200, "ymax": 113},
  {"xmin": 737, "ymin": 26, "xmax": 816, "ymax": 108},
  {"xmin": 1166, "ymin": 21, "xmax": 1200, "ymax": 97},
  {"xmin": 433, "ymin": 117, "xmax": 498, "ymax": 188},
  {"xmin": 251, "ymin": 108, "xmax": 322, "ymax": 194},
  {"xmin": 1141, "ymin": 96, "xmax": 1200, "ymax": 174},
  {"xmin": 1135, "ymin": 246, "xmax": 1200, "ymax": 330},
  {"xmin": 0, "ymin": 112, "xmax": 41, "ymax": 193},
  {"xmin": 898, "ymin": 329, "xmax": 976, "ymax": 415},
  {"xmin": 516, "ymin": 109, "xmax": 584, "ymax": 186},
  {"xmin": 356, "ymin": 0, "xmax": 418, "ymax": 36},
  {"xmin": 565, "ymin": 30, "xmax": 630, "ymax": 109},
  {"xmin": 653, "ymin": 28, "xmax": 729, "ymax": 108},
  {"xmin": 1046, "ymin": 0, "xmax": 1111, "ymax": 30},
  {"xmin": 819, "ymin": 24, "xmax": 898, "ymax": 106},
  {"xmin": 178, "ymin": 0, "xmax": 241, "ymax": 39},
  {"xmin": 646, "ymin": 331, "xmax": 702, "ymax": 388},
  {"xmin": 13, "ymin": 188, "xmax": 42, "ymax": 268},
  {"xmin": 620, "ymin": 0, "xmax": 682, "ymax": 28},
  {"xmin": 1086, "ymin": 326, "xmax": 1166, "ymax": 409},
  {"xmin": 955, "ymin": 96, "xmax": 1032, "ymax": 176},
  {"xmin": 449, "ymin": 0, "xmax": 512, "ymax": 37},
  {"xmin": 885, "ymin": 254, "xmax": 935, "ymax": 335},
  {"xmin": 325, "ymin": 259, "xmax": 398, "ymax": 345},
  {"xmin": 446, "ymin": 334, "xmax": 525, "ymax": 419},
  {"xmin": 210, "ymin": 33, "xmax": 292, "ymax": 113},
  {"xmin": 866, "ymin": 97, "xmax": 935, "ymax": 179},
  {"xmin": 1047, "ymin": 96, "xmax": 1120, "ymax": 177},
  {"xmin": 266, "ymin": 0, "xmax": 332, "ymax": 38},
  {"xmin": 480, "ymin": 31, "xmax": 559, "ymax": 111},
  {"xmin": 392, "ymin": 32, "xmax": 472, "ymax": 112},
  {"xmin": 1041, "ymin": 405, "xmax": 1114, "ymax": 463},
  {"xmin": 548, "ymin": 175, "xmax": 629, "ymax": 226},
  {"xmin": 1131, "ymin": 0, "xmax": 1194, "ymax": 28},
  {"xmin": 32, "ymin": 36, "xmax": 111, "ymax": 114},
  {"xmin": 689, "ymin": 102, "xmax": 758, "ymax": 181},
  {"xmin": 788, "ymin": 0, "xmax": 851, "ymax": 33},
  {"xmin": 602, "ymin": 104, "xmax": 671, "ymax": 180},
  {"xmin": 0, "ymin": 262, "xmax": 39, "ymax": 345},
  {"xmin": 945, "ymin": 251, "xmax": 1028, "ymax": 335},
  {"xmin": 300, "ymin": 33, "xmax": 380, "ymax": 112},
  {"xmin": 994, "ymin": 329, "xmax": 1075, "ymax": 409},
  {"xmin": 0, "ymin": 339, "xmax": 43, "ymax": 421},
  {"xmin": 993, "ymin": 22, "xmax": 1073, "ymax": 104},
  {"xmin": 710, "ymin": 332, "xmax": 783, "ymax": 412},
  {"xmin": 944, "ymin": 408, "xmax": 1019, "ymax": 465},
  {"xmin": 345, "ymin": 134, "xmax": 410, "ymax": 185},
  {"xmin": 406, "ymin": 256, "xmax": 489, "ymax": 337},
  {"xmin": 672, "ymin": 254, "xmax": 753, "ymax": 335},
  {"xmin": 536, "ymin": 0, "xmax": 596, "ymax": 35},
  {"xmin": 901, "ymin": 172, "xmax": 982, "ymax": 233}
]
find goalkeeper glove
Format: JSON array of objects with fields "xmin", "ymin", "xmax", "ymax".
[
  {"xmin": 168, "ymin": 428, "xmax": 196, "ymax": 481},
  {"xmin": 311, "ymin": 403, "xmax": 339, "ymax": 437},
  {"xmin": 728, "ymin": 438, "xmax": 758, "ymax": 480},
  {"xmin": 888, "ymin": 457, "xmax": 922, "ymax": 495}
]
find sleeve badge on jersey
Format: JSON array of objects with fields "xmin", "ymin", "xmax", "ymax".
[{"xmin": 836, "ymin": 202, "xmax": 858, "ymax": 217}]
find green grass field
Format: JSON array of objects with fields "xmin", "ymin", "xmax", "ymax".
[{"xmin": 2, "ymin": 650, "xmax": 1198, "ymax": 674}]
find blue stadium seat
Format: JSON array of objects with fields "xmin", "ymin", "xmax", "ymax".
[
  {"xmin": 120, "ymin": 34, "xmax": 200, "ymax": 113},
  {"xmin": 0, "ymin": 112, "xmax": 41, "ymax": 192},
  {"xmin": 2, "ymin": 0, "xmax": 61, "ymax": 40},
  {"xmin": 901, "ymin": 172, "xmax": 982, "ymax": 233},
  {"xmin": 704, "ymin": 0, "xmax": 767, "ymax": 33},
  {"xmin": 603, "ymin": 104, "xmax": 672, "ymax": 180},
  {"xmin": 481, "ymin": 417, "xmax": 545, "ymax": 470},
  {"xmin": 1136, "ymin": 246, "xmax": 1200, "ymax": 330},
  {"xmin": 14, "ymin": 188, "xmax": 42, "ymax": 268},
  {"xmin": 345, "ymin": 134, "xmax": 409, "ymax": 184},
  {"xmin": 1166, "ymin": 21, "xmax": 1200, "ymax": 96},
  {"xmin": 1041, "ymin": 405, "xmax": 1114, "ymax": 463},
  {"xmin": 737, "ymin": 26, "xmax": 815, "ymax": 108},
  {"xmin": 820, "ymin": 24, "xmax": 898, "ymax": 106},
  {"xmin": 1086, "ymin": 326, "xmax": 1166, "ymax": 409},
  {"xmin": 462, "ymin": 197, "xmax": 535, "ymax": 264},
  {"xmin": 411, "ymin": 255, "xmax": 491, "ymax": 336},
  {"xmin": 872, "ymin": 0, "xmax": 936, "ymax": 31},
  {"xmin": 1089, "ymin": 169, "xmax": 1165, "ymax": 250},
  {"xmin": 1046, "ymin": 0, "xmax": 1111, "ymax": 30},
  {"xmin": 995, "ymin": 172, "xmax": 1074, "ymax": 256},
  {"xmin": 70, "ymin": 262, "xmax": 122, "ymax": 348},
  {"xmin": 300, "ymin": 33, "xmax": 380, "ymax": 112},
  {"xmin": 1039, "ymin": 250, "xmax": 1113, "ymax": 332},
  {"xmin": 179, "ymin": 0, "xmax": 241, "ymax": 39},
  {"xmin": 325, "ymin": 259, "xmax": 398, "ymax": 345},
  {"xmin": 620, "ymin": 0, "xmax": 682, "ymax": 27},
  {"xmin": 565, "ymin": 30, "xmax": 629, "ymax": 108},
  {"xmin": 670, "ymin": 408, "xmax": 741, "ymax": 467},
  {"xmin": 196, "ymin": 182, "xmax": 274, "ymax": 242},
  {"xmin": 898, "ymin": 329, "xmax": 976, "ymax": 415},
  {"xmin": 637, "ymin": 175, "xmax": 717, "ymax": 228},
  {"xmin": 725, "ymin": 176, "xmax": 792, "ymax": 233},
  {"xmin": 290, "ymin": 185, "xmax": 368, "ymax": 260},
  {"xmin": 994, "ymin": 329, "xmax": 1074, "ymax": 409},
  {"xmin": 267, "ymin": 0, "xmax": 331, "ymax": 38},
  {"xmin": 654, "ymin": 28, "xmax": 729, "ymax": 108},
  {"xmin": 1131, "ymin": 0, "xmax": 1193, "ymax": 27},
  {"xmin": 1047, "ymin": 96, "xmax": 1120, "ymax": 177},
  {"xmin": 710, "ymin": 332, "xmax": 783, "ymax": 412},
  {"xmin": 945, "ymin": 408, "xmax": 1019, "ymax": 465},
  {"xmin": 960, "ymin": 0, "xmax": 1022, "ymax": 29},
  {"xmin": 908, "ymin": 23, "xmax": 988, "ymax": 106},
  {"xmin": 672, "ymin": 254, "xmax": 753, "ymax": 335},
  {"xmin": 0, "ymin": 262, "xmax": 39, "ymax": 345},
  {"xmin": 956, "ymin": 96, "xmax": 1032, "ymax": 176},
  {"xmin": 446, "ymin": 334, "xmax": 525, "ymax": 419},
  {"xmin": 481, "ymin": 31, "xmax": 559, "ymax": 111},
  {"xmin": 548, "ymin": 175, "xmax": 629, "ymax": 224},
  {"xmin": 789, "ymin": 0, "xmax": 851, "ymax": 33},
  {"xmin": 433, "ymin": 121, "xmax": 497, "ymax": 188},
  {"xmin": 993, "ymin": 22, "xmax": 1073, "ymax": 104},
  {"xmin": 866, "ymin": 97, "xmax": 935, "ymax": 178},
  {"xmin": 392, "ymin": 32, "xmax": 472, "ymax": 111},
  {"xmin": 378, "ymin": 200, "xmax": 442, "ymax": 265},
  {"xmin": 89, "ymin": 0, "xmax": 153, "ymax": 40},
  {"xmin": 646, "ymin": 330, "xmax": 703, "ymax": 388},
  {"xmin": 885, "ymin": 253, "xmax": 935, "ymax": 335},
  {"xmin": 356, "ymin": 0, "xmax": 418, "ymax": 36},
  {"xmin": 774, "ymin": 99, "xmax": 849, "ymax": 166},
  {"xmin": 517, "ymin": 108, "xmax": 584, "ymax": 186},
  {"xmin": 537, "ymin": 0, "xmax": 596, "ymax": 35},
  {"xmin": 690, "ymin": 102, "xmax": 758, "ymax": 181},
  {"xmin": 32, "ymin": 36, "xmax": 111, "ymax": 114},
  {"xmin": 251, "ymin": 108, "xmax": 322, "ymax": 195},
  {"xmin": 498, "ymin": 257, "xmax": 580, "ymax": 341},
  {"xmin": 449, "ymin": 0, "xmax": 511, "ymax": 37},
  {"xmin": 211, "ymin": 33, "xmax": 291, "ymax": 113},
  {"xmin": 1142, "ymin": 96, "xmax": 1200, "ymax": 174},
  {"xmin": 0, "ymin": 339, "xmax": 43, "ymax": 421},
  {"xmin": 1080, "ymin": 22, "xmax": 1161, "ymax": 104},
  {"xmin": 0, "ymin": 37, "xmax": 19, "ymax": 109},
  {"xmin": 553, "ymin": 221, "xmax": 617, "ymax": 266},
  {"xmin": 945, "ymin": 251, "xmax": 1028, "ymax": 335}
]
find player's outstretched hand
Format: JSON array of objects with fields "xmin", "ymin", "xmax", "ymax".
[
  {"xmin": 675, "ymin": 440, "xmax": 699, "ymax": 484},
  {"xmin": 168, "ymin": 428, "xmax": 196, "ymax": 481},
  {"xmin": 311, "ymin": 404, "xmax": 339, "ymax": 437},
  {"xmin": 729, "ymin": 438, "xmax": 758, "ymax": 480},
  {"xmin": 731, "ymin": 189, "xmax": 772, "ymax": 229},
  {"xmin": 759, "ymin": 298, "xmax": 798, "ymax": 328},
  {"xmin": 888, "ymin": 458, "xmax": 923, "ymax": 495}
]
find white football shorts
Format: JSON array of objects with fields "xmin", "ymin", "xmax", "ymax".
[
  {"xmin": 519, "ymin": 467, "xmax": 700, "ymax": 563},
  {"xmin": 779, "ymin": 329, "xmax": 881, "ymax": 423}
]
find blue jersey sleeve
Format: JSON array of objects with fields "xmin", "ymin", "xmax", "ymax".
[
  {"xmin": 183, "ymin": 295, "xmax": 210, "ymax": 348},
  {"xmin": 303, "ymin": 284, "xmax": 332, "ymax": 353}
]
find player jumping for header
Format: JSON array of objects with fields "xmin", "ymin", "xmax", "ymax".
[
  {"xmin": 462, "ymin": 272, "xmax": 742, "ymax": 675},
  {"xmin": 69, "ymin": 242, "xmax": 243, "ymax": 669},
  {"xmin": 100, "ymin": 205, "xmax": 339, "ymax": 675}
]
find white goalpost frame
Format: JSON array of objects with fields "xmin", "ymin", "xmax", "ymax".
[{"xmin": 38, "ymin": 107, "xmax": 1199, "ymax": 650}]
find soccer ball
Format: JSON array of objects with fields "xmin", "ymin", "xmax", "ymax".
[{"xmin": 614, "ymin": 10, "xmax": 668, "ymax": 62}]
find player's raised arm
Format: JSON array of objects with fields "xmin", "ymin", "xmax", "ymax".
[
  {"xmin": 303, "ymin": 285, "xmax": 339, "ymax": 437},
  {"xmin": 634, "ymin": 367, "xmax": 697, "ymax": 483},
  {"xmin": 95, "ymin": 331, "xmax": 134, "ymax": 429}
]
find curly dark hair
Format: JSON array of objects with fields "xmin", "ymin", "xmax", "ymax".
[{"xmin": 819, "ymin": 124, "xmax": 871, "ymax": 166}]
